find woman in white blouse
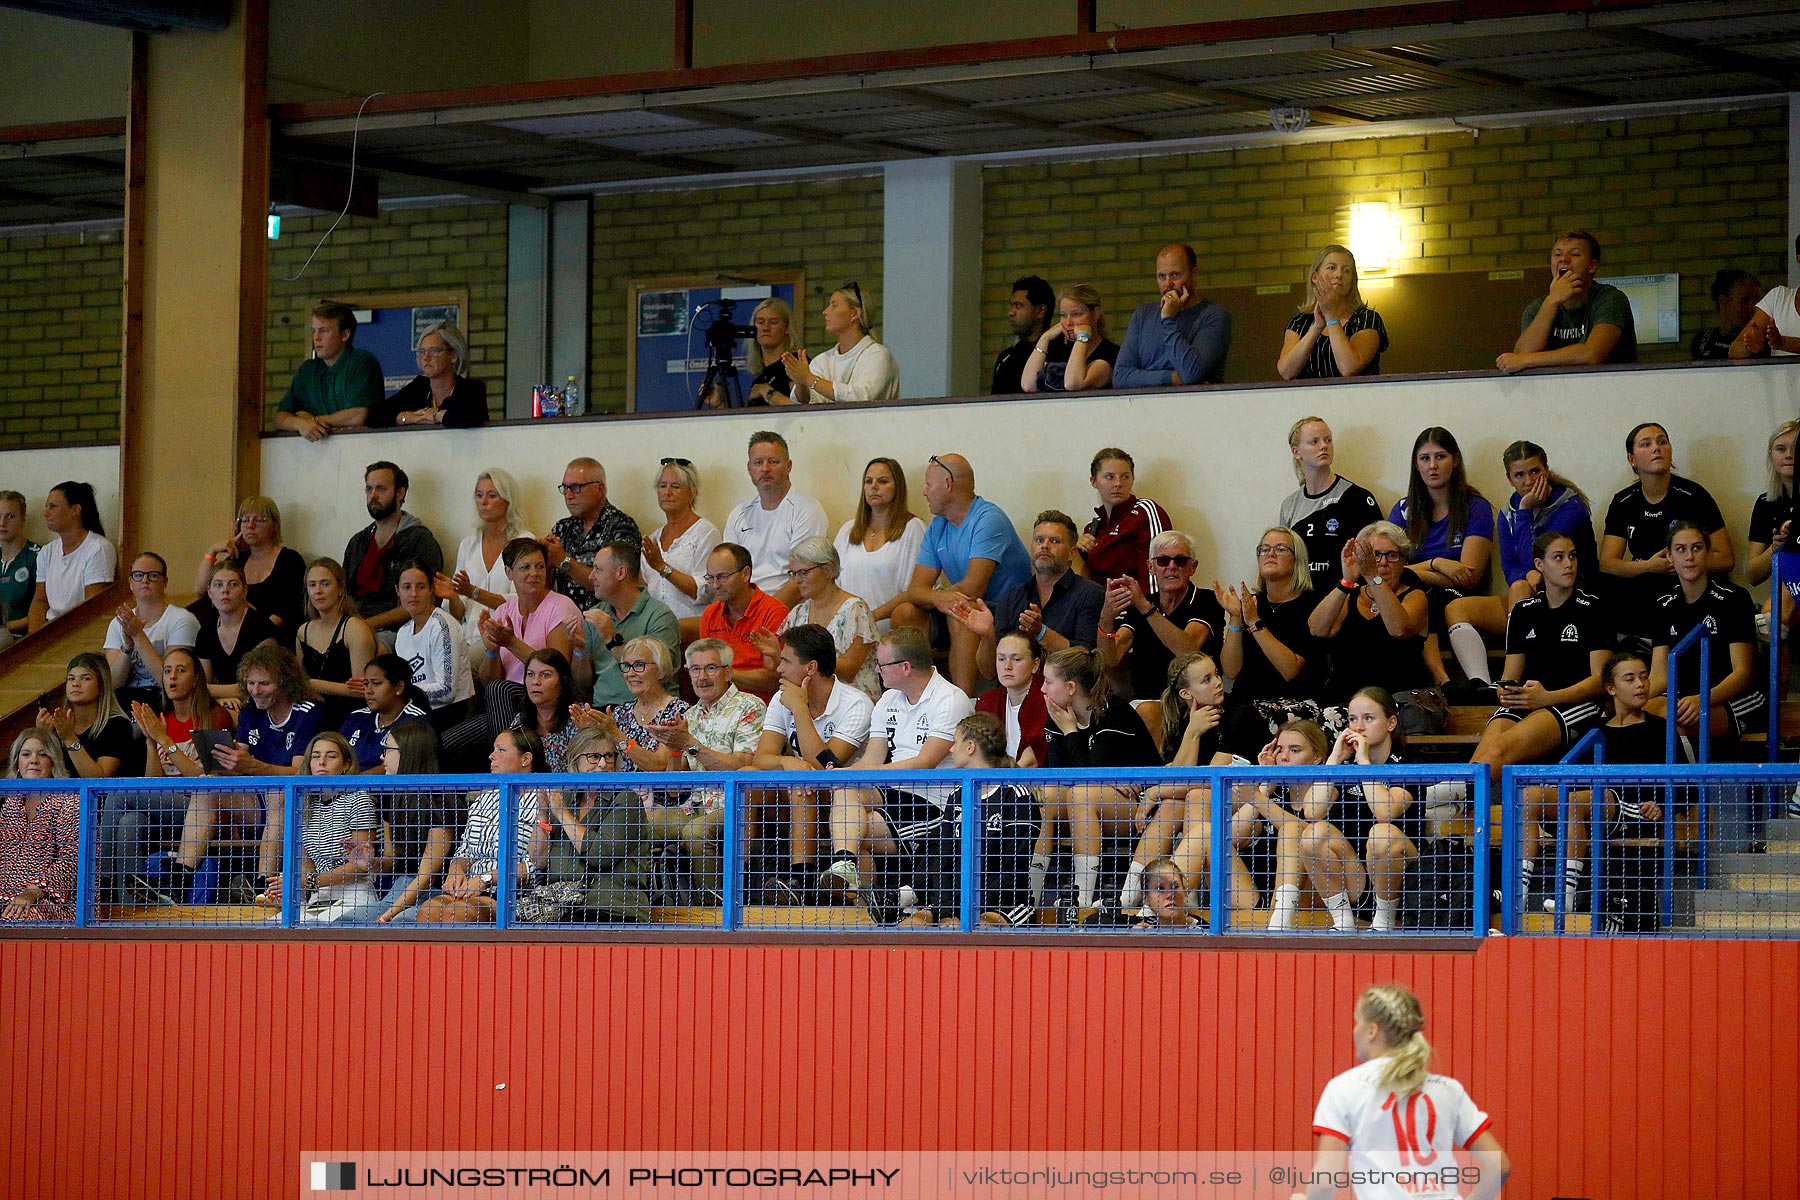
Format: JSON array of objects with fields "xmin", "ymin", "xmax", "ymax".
[
  {"xmin": 783, "ymin": 281, "xmax": 899, "ymax": 404},
  {"xmin": 434, "ymin": 468, "xmax": 532, "ymax": 664},
  {"xmin": 832, "ymin": 456, "xmax": 926, "ymax": 631},
  {"xmin": 640, "ymin": 457, "xmax": 721, "ymax": 622}
]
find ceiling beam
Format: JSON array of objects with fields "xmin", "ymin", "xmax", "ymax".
[
  {"xmin": 1342, "ymin": 45, "xmax": 1611, "ymax": 108},
  {"xmin": 273, "ymin": 144, "xmax": 549, "ymax": 206},
  {"xmin": 0, "ymin": 183, "xmax": 122, "ymax": 221},
  {"xmin": 888, "ymin": 86, "xmax": 1148, "ymax": 143},
  {"xmin": 1598, "ymin": 26, "xmax": 1800, "ymax": 88},
  {"xmin": 1099, "ymin": 66, "xmax": 1373, "ymax": 126},
  {"xmin": 469, "ymin": 121, "xmax": 721, "ymax": 177},
  {"xmin": 657, "ymin": 104, "xmax": 934, "ymax": 160}
]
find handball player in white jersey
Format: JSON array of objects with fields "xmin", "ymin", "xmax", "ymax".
[{"xmin": 1295, "ymin": 984, "xmax": 1509, "ymax": 1200}]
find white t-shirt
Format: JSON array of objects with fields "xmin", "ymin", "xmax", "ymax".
[
  {"xmin": 643, "ymin": 517, "xmax": 722, "ymax": 622},
  {"xmin": 870, "ymin": 669, "xmax": 973, "ymax": 764},
  {"xmin": 395, "ymin": 606, "xmax": 475, "ymax": 708},
  {"xmin": 104, "ymin": 604, "xmax": 201, "ymax": 690},
  {"xmin": 39, "ymin": 532, "xmax": 116, "ymax": 620},
  {"xmin": 1310, "ymin": 1059, "xmax": 1493, "ymax": 1200},
  {"xmin": 1004, "ymin": 695, "xmax": 1024, "ymax": 759},
  {"xmin": 762, "ymin": 677, "xmax": 874, "ymax": 757},
  {"xmin": 807, "ymin": 335, "xmax": 899, "ymax": 404},
  {"xmin": 1756, "ymin": 285, "xmax": 1800, "ymax": 356},
  {"xmin": 725, "ymin": 490, "xmax": 829, "ymax": 595},
  {"xmin": 833, "ymin": 516, "xmax": 926, "ymax": 621},
  {"xmin": 453, "ymin": 529, "xmax": 533, "ymax": 649}
]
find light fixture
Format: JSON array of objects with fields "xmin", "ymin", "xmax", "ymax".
[
  {"xmin": 1346, "ymin": 200, "xmax": 1401, "ymax": 274},
  {"xmin": 266, "ymin": 205, "xmax": 281, "ymax": 240}
]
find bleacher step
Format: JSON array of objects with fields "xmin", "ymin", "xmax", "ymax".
[
  {"xmin": 1716, "ymin": 853, "xmax": 1800, "ymax": 893},
  {"xmin": 1521, "ymin": 912, "xmax": 1594, "ymax": 933},
  {"xmin": 1693, "ymin": 910, "xmax": 1800, "ymax": 932},
  {"xmin": 1694, "ymin": 889, "xmax": 1800, "ymax": 914}
]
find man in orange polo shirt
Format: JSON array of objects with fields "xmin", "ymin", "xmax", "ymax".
[{"xmin": 692, "ymin": 543, "xmax": 786, "ymax": 699}]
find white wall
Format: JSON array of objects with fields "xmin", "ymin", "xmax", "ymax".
[
  {"xmin": 0, "ymin": 445, "xmax": 121, "ymax": 547},
  {"xmin": 263, "ymin": 363, "xmax": 1800, "ymax": 597}
]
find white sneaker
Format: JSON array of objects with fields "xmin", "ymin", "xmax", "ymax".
[{"xmin": 897, "ymin": 885, "xmax": 920, "ymax": 914}]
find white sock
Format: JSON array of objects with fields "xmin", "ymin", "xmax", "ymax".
[
  {"xmin": 1119, "ymin": 860, "xmax": 1147, "ymax": 909},
  {"xmin": 1447, "ymin": 622, "xmax": 1491, "ymax": 684},
  {"xmin": 1073, "ymin": 854, "xmax": 1100, "ymax": 909},
  {"xmin": 1268, "ymin": 884, "xmax": 1301, "ymax": 931},
  {"xmin": 1323, "ymin": 891, "xmax": 1356, "ymax": 931},
  {"xmin": 1372, "ymin": 896, "xmax": 1400, "ymax": 931},
  {"xmin": 1028, "ymin": 855, "xmax": 1049, "ymax": 906},
  {"xmin": 1563, "ymin": 858, "xmax": 1586, "ymax": 911}
]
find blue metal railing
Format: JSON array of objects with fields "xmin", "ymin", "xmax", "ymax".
[
  {"xmin": 25, "ymin": 757, "xmax": 1800, "ymax": 939},
  {"xmin": 1767, "ymin": 551, "xmax": 1783, "ymax": 764},
  {"xmin": 6, "ymin": 763, "xmax": 1489, "ymax": 936}
]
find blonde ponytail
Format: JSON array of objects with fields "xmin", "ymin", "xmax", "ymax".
[{"xmin": 1359, "ymin": 984, "xmax": 1432, "ymax": 1095}]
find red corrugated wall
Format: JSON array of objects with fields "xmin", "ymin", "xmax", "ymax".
[{"xmin": 2, "ymin": 937, "xmax": 1793, "ymax": 1199}]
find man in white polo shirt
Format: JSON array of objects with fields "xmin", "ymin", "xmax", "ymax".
[
  {"xmin": 752, "ymin": 623, "xmax": 874, "ymax": 903},
  {"xmin": 724, "ymin": 430, "xmax": 828, "ymax": 609},
  {"xmin": 823, "ymin": 625, "xmax": 973, "ymax": 924}
]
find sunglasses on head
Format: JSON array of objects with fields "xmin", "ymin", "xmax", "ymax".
[{"xmin": 661, "ymin": 457, "xmax": 692, "ymax": 467}]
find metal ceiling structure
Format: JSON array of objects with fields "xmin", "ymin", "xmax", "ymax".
[{"xmin": 3, "ymin": 0, "xmax": 1800, "ymax": 229}]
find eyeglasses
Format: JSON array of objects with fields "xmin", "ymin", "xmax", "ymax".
[
  {"xmin": 1370, "ymin": 550, "xmax": 1406, "ymax": 563},
  {"xmin": 620, "ymin": 661, "xmax": 655, "ymax": 674},
  {"xmin": 687, "ymin": 663, "xmax": 727, "ymax": 676},
  {"xmin": 660, "ymin": 457, "xmax": 692, "ymax": 467},
  {"xmin": 1150, "ymin": 554, "xmax": 1193, "ymax": 568},
  {"xmin": 557, "ymin": 481, "xmax": 598, "ymax": 496},
  {"xmin": 237, "ymin": 515, "xmax": 270, "ymax": 526},
  {"xmin": 416, "ymin": 346, "xmax": 452, "ymax": 358},
  {"xmin": 928, "ymin": 454, "xmax": 953, "ymax": 479},
  {"xmin": 875, "ymin": 658, "xmax": 908, "ymax": 670},
  {"xmin": 129, "ymin": 570, "xmax": 166, "ymax": 581},
  {"xmin": 786, "ymin": 564, "xmax": 825, "ymax": 581},
  {"xmin": 381, "ymin": 741, "xmax": 399, "ymax": 753},
  {"xmin": 1255, "ymin": 544, "xmax": 1295, "ymax": 557},
  {"xmin": 702, "ymin": 570, "xmax": 744, "ymax": 585}
]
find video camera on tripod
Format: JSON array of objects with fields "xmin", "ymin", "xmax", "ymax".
[{"xmin": 694, "ymin": 298, "xmax": 758, "ymax": 409}]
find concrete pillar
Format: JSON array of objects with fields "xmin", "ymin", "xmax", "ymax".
[
  {"xmin": 124, "ymin": 3, "xmax": 265, "ymax": 568},
  {"xmin": 882, "ymin": 160, "xmax": 983, "ymax": 398}
]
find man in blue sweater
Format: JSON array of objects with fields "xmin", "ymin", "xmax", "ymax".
[{"xmin": 1112, "ymin": 243, "xmax": 1232, "ymax": 388}]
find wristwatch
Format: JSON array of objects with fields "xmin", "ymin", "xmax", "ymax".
[
  {"xmin": 1076, "ymin": 331, "xmax": 1091, "ymax": 343},
  {"xmin": 605, "ymin": 633, "xmax": 625, "ymax": 650},
  {"xmin": 1246, "ymin": 620, "xmax": 1265, "ymax": 634},
  {"xmin": 659, "ymin": 561, "xmax": 675, "ymax": 578}
]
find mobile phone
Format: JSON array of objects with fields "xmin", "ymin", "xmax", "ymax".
[{"xmin": 1496, "ymin": 680, "xmax": 1522, "ymax": 690}]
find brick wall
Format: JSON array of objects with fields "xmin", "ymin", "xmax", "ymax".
[
  {"xmin": 588, "ymin": 175, "xmax": 884, "ymax": 413},
  {"xmin": 263, "ymin": 204, "xmax": 509, "ymax": 426},
  {"xmin": 0, "ymin": 230, "xmax": 121, "ymax": 446},
  {"xmin": 981, "ymin": 105, "xmax": 1790, "ymax": 370}
]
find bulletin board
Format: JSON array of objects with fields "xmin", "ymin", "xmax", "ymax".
[
  {"xmin": 626, "ymin": 271, "xmax": 804, "ymax": 413},
  {"xmin": 312, "ymin": 289, "xmax": 469, "ymax": 394}
]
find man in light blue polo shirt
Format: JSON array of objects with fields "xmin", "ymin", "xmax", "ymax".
[{"xmin": 902, "ymin": 452, "xmax": 1031, "ymax": 694}]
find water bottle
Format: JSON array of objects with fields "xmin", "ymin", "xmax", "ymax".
[{"xmin": 563, "ymin": 375, "xmax": 584, "ymax": 417}]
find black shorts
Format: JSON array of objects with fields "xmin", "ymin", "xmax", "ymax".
[
  {"xmin": 1722, "ymin": 689, "xmax": 1769, "ymax": 740},
  {"xmin": 1486, "ymin": 699, "xmax": 1605, "ymax": 749}
]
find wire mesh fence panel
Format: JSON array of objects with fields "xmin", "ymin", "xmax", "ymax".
[
  {"xmin": 524, "ymin": 777, "xmax": 709, "ymax": 929},
  {"xmin": 741, "ymin": 773, "xmax": 965, "ymax": 932},
  {"xmin": 1505, "ymin": 766, "xmax": 1800, "ymax": 937},
  {"xmin": 93, "ymin": 782, "xmax": 288, "ymax": 928}
]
